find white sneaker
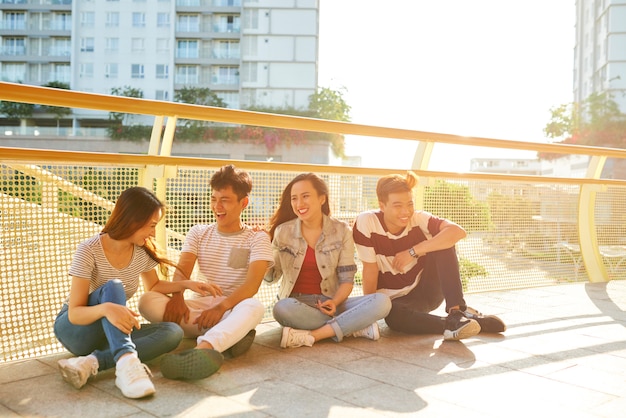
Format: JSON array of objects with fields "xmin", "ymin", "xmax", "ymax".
[
  {"xmin": 115, "ymin": 355, "xmax": 155, "ymax": 399},
  {"xmin": 280, "ymin": 327, "xmax": 314, "ymax": 348},
  {"xmin": 351, "ymin": 322, "xmax": 380, "ymax": 340},
  {"xmin": 58, "ymin": 356, "xmax": 98, "ymax": 389}
]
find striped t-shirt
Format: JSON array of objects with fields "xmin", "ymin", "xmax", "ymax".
[
  {"xmin": 182, "ymin": 224, "xmax": 273, "ymax": 296},
  {"xmin": 68, "ymin": 234, "xmax": 159, "ymax": 300},
  {"xmin": 353, "ymin": 210, "xmax": 443, "ymax": 293}
]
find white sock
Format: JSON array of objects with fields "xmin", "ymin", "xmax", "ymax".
[
  {"xmin": 86, "ymin": 354, "xmax": 99, "ymax": 368},
  {"xmin": 116, "ymin": 353, "xmax": 138, "ymax": 369}
]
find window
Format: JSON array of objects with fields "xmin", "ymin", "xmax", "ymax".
[
  {"xmin": 105, "ymin": 63, "xmax": 118, "ymax": 79},
  {"xmin": 131, "ymin": 64, "xmax": 145, "ymax": 78},
  {"xmin": 131, "ymin": 38, "xmax": 145, "ymax": 53},
  {"xmin": 105, "ymin": 37, "xmax": 119, "ymax": 53},
  {"xmin": 51, "ymin": 63, "xmax": 71, "ymax": 83},
  {"xmin": 175, "ymin": 65, "xmax": 198, "ymax": 84},
  {"xmin": 81, "ymin": 12, "xmax": 95, "ymax": 27},
  {"xmin": 214, "ymin": 14, "xmax": 240, "ymax": 32},
  {"xmin": 3, "ymin": 38, "xmax": 25, "ymax": 56},
  {"xmin": 80, "ymin": 37, "xmax": 95, "ymax": 52},
  {"xmin": 216, "ymin": 91, "xmax": 239, "ymax": 109},
  {"xmin": 132, "ymin": 12, "xmax": 146, "ymax": 28},
  {"xmin": 213, "ymin": 66, "xmax": 238, "ymax": 84},
  {"xmin": 106, "ymin": 12, "xmax": 120, "ymax": 28},
  {"xmin": 50, "ymin": 38, "xmax": 71, "ymax": 56},
  {"xmin": 157, "ymin": 13, "xmax": 170, "ymax": 28},
  {"xmin": 79, "ymin": 63, "xmax": 94, "ymax": 78},
  {"xmin": 176, "ymin": 40, "xmax": 198, "ymax": 58},
  {"xmin": 177, "ymin": 14, "xmax": 199, "ymax": 32},
  {"xmin": 155, "ymin": 90, "xmax": 169, "ymax": 101},
  {"xmin": 156, "ymin": 38, "xmax": 169, "ymax": 53},
  {"xmin": 214, "ymin": 40, "xmax": 239, "ymax": 59},
  {"xmin": 52, "ymin": 12, "xmax": 71, "ymax": 31},
  {"xmin": 156, "ymin": 64, "xmax": 169, "ymax": 79},
  {"xmin": 2, "ymin": 63, "xmax": 26, "ymax": 82},
  {"xmin": 3, "ymin": 12, "xmax": 26, "ymax": 30}
]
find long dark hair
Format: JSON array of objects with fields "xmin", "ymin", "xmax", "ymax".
[
  {"xmin": 102, "ymin": 186, "xmax": 180, "ymax": 276},
  {"xmin": 268, "ymin": 173, "xmax": 330, "ymax": 240}
]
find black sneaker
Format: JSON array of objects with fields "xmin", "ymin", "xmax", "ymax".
[
  {"xmin": 160, "ymin": 348, "xmax": 223, "ymax": 380},
  {"xmin": 443, "ymin": 309, "xmax": 481, "ymax": 341},
  {"xmin": 224, "ymin": 329, "xmax": 256, "ymax": 358},
  {"xmin": 463, "ymin": 307, "xmax": 506, "ymax": 333}
]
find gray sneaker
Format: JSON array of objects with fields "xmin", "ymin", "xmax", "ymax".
[
  {"xmin": 280, "ymin": 327, "xmax": 314, "ymax": 348},
  {"xmin": 462, "ymin": 307, "xmax": 506, "ymax": 333},
  {"xmin": 351, "ymin": 322, "xmax": 380, "ymax": 340},
  {"xmin": 225, "ymin": 329, "xmax": 256, "ymax": 358},
  {"xmin": 161, "ymin": 348, "xmax": 223, "ymax": 380},
  {"xmin": 443, "ymin": 309, "xmax": 481, "ymax": 341},
  {"xmin": 58, "ymin": 356, "xmax": 98, "ymax": 389}
]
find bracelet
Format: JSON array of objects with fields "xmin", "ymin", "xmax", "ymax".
[{"xmin": 408, "ymin": 247, "xmax": 419, "ymax": 259}]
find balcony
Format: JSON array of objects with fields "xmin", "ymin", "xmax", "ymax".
[{"xmin": 1, "ymin": 82, "xmax": 625, "ymax": 415}]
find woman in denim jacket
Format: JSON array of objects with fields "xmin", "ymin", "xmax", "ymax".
[{"xmin": 265, "ymin": 173, "xmax": 391, "ymax": 348}]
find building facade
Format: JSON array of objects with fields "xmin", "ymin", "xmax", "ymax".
[
  {"xmin": 0, "ymin": 0, "xmax": 319, "ymax": 123},
  {"xmin": 574, "ymin": 0, "xmax": 626, "ymax": 112}
]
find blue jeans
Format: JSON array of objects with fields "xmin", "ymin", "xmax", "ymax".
[
  {"xmin": 273, "ymin": 292, "xmax": 391, "ymax": 341},
  {"xmin": 53, "ymin": 280, "xmax": 183, "ymax": 371}
]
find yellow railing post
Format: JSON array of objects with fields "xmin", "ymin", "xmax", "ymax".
[{"xmin": 579, "ymin": 155, "xmax": 609, "ymax": 282}]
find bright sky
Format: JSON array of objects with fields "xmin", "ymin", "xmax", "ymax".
[{"xmin": 318, "ymin": 0, "xmax": 576, "ymax": 171}]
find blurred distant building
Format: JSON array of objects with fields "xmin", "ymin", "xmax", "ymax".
[
  {"xmin": 574, "ymin": 0, "xmax": 626, "ymax": 112},
  {"xmin": 470, "ymin": 155, "xmax": 590, "ymax": 178}
]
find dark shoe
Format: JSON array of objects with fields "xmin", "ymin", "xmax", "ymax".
[
  {"xmin": 443, "ymin": 309, "xmax": 481, "ymax": 341},
  {"xmin": 225, "ymin": 329, "xmax": 256, "ymax": 358},
  {"xmin": 160, "ymin": 348, "xmax": 223, "ymax": 380},
  {"xmin": 463, "ymin": 307, "xmax": 506, "ymax": 333}
]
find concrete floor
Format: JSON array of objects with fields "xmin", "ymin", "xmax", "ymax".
[{"xmin": 0, "ymin": 281, "xmax": 625, "ymax": 418}]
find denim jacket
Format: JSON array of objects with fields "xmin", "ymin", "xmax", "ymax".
[{"xmin": 264, "ymin": 214, "xmax": 357, "ymax": 300}]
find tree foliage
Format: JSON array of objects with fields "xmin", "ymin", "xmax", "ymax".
[
  {"xmin": 173, "ymin": 87, "xmax": 227, "ymax": 139},
  {"xmin": 244, "ymin": 86, "xmax": 351, "ymax": 156},
  {"xmin": 109, "ymin": 86, "xmax": 144, "ymax": 124},
  {"xmin": 41, "ymin": 81, "xmax": 71, "ymax": 120},
  {"xmin": 174, "ymin": 86, "xmax": 226, "ymax": 108},
  {"xmin": 107, "ymin": 86, "xmax": 146, "ymax": 140},
  {"xmin": 0, "ymin": 81, "xmax": 34, "ymax": 121},
  {"xmin": 308, "ymin": 86, "xmax": 351, "ymax": 122},
  {"xmin": 423, "ymin": 180, "xmax": 492, "ymax": 232},
  {"xmin": 540, "ymin": 92, "xmax": 626, "ymax": 159}
]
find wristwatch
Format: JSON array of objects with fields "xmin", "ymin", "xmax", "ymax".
[{"xmin": 408, "ymin": 247, "xmax": 419, "ymax": 259}]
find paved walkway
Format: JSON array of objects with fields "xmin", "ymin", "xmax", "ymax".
[{"xmin": 1, "ymin": 281, "xmax": 625, "ymax": 418}]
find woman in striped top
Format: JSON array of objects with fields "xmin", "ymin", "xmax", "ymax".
[{"xmin": 53, "ymin": 187, "xmax": 213, "ymax": 399}]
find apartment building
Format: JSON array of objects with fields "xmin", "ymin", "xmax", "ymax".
[
  {"xmin": 0, "ymin": 0, "xmax": 319, "ymax": 125},
  {"xmin": 574, "ymin": 0, "xmax": 626, "ymax": 112}
]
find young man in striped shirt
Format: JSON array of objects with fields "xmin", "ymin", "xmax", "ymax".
[
  {"xmin": 139, "ymin": 165, "xmax": 273, "ymax": 379},
  {"xmin": 353, "ymin": 171, "xmax": 505, "ymax": 341}
]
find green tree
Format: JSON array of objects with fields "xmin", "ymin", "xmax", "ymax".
[
  {"xmin": 423, "ymin": 180, "xmax": 492, "ymax": 232},
  {"xmin": 41, "ymin": 81, "xmax": 71, "ymax": 134},
  {"xmin": 109, "ymin": 86, "xmax": 144, "ymax": 125},
  {"xmin": 308, "ymin": 86, "xmax": 351, "ymax": 122},
  {"xmin": 243, "ymin": 86, "xmax": 351, "ymax": 156},
  {"xmin": 107, "ymin": 86, "xmax": 147, "ymax": 140},
  {"xmin": 541, "ymin": 92, "xmax": 626, "ymax": 159},
  {"xmin": 174, "ymin": 86, "xmax": 226, "ymax": 108},
  {"xmin": 0, "ymin": 101, "xmax": 34, "ymax": 121},
  {"xmin": 0, "ymin": 82, "xmax": 34, "ymax": 134},
  {"xmin": 174, "ymin": 87, "xmax": 227, "ymax": 140}
]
